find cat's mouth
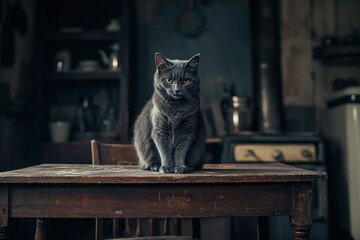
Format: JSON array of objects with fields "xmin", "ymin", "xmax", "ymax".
[
  {"xmin": 171, "ymin": 93, "xmax": 184, "ymax": 99},
  {"xmin": 170, "ymin": 91, "xmax": 183, "ymax": 99},
  {"xmin": 172, "ymin": 94, "xmax": 183, "ymax": 99}
]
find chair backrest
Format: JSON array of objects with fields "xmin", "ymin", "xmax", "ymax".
[
  {"xmin": 91, "ymin": 138, "xmax": 223, "ymax": 165},
  {"xmin": 91, "ymin": 140, "xmax": 138, "ymax": 165},
  {"xmin": 90, "ymin": 139, "xmax": 197, "ymax": 239}
]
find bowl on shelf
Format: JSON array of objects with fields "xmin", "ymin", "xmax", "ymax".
[{"xmin": 76, "ymin": 60, "xmax": 101, "ymax": 72}]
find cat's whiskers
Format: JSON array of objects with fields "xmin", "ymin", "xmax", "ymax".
[{"xmin": 184, "ymin": 92, "xmax": 199, "ymax": 105}]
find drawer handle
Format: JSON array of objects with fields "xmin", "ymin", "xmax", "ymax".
[
  {"xmin": 244, "ymin": 149, "xmax": 262, "ymax": 162},
  {"xmin": 301, "ymin": 149, "xmax": 313, "ymax": 158}
]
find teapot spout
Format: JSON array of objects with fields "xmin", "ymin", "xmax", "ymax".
[{"xmin": 98, "ymin": 50, "xmax": 109, "ymax": 65}]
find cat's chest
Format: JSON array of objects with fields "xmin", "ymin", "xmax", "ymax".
[{"xmin": 150, "ymin": 104, "xmax": 197, "ymax": 128}]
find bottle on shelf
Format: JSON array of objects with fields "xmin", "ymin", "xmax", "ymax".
[
  {"xmin": 99, "ymin": 103, "xmax": 118, "ymax": 140},
  {"xmin": 99, "ymin": 89, "xmax": 119, "ymax": 140},
  {"xmin": 73, "ymin": 96, "xmax": 98, "ymax": 141}
]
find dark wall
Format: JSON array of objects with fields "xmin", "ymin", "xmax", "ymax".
[{"xmin": 133, "ymin": 0, "xmax": 253, "ymax": 135}]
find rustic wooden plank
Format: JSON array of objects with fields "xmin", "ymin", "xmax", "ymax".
[
  {"xmin": 10, "ymin": 184, "xmax": 291, "ymax": 219},
  {"xmin": 0, "ymin": 188, "xmax": 8, "ymax": 226},
  {"xmin": 0, "ymin": 163, "xmax": 327, "ymax": 184},
  {"xmin": 0, "ymin": 187, "xmax": 9, "ymax": 240}
]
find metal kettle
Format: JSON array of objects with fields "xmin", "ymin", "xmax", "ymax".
[{"xmin": 98, "ymin": 43, "xmax": 120, "ymax": 71}]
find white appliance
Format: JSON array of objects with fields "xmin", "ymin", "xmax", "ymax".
[{"xmin": 326, "ymin": 86, "xmax": 360, "ymax": 239}]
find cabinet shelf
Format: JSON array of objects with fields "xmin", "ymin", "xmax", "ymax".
[
  {"xmin": 47, "ymin": 31, "xmax": 122, "ymax": 42},
  {"xmin": 46, "ymin": 71, "xmax": 122, "ymax": 81},
  {"xmin": 34, "ymin": 0, "xmax": 132, "ymax": 164},
  {"xmin": 313, "ymin": 45, "xmax": 360, "ymax": 65}
]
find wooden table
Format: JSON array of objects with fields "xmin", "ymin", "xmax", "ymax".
[{"xmin": 0, "ymin": 163, "xmax": 326, "ymax": 239}]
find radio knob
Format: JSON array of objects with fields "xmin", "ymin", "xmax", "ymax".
[
  {"xmin": 272, "ymin": 150, "xmax": 284, "ymax": 161},
  {"xmin": 301, "ymin": 149, "xmax": 313, "ymax": 158}
]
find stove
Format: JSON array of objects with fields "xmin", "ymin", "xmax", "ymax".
[
  {"xmin": 221, "ymin": 133, "xmax": 324, "ymax": 163},
  {"xmin": 221, "ymin": 133, "xmax": 328, "ymax": 239}
]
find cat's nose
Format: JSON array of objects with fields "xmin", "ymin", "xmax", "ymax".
[{"xmin": 175, "ymin": 89, "xmax": 180, "ymax": 94}]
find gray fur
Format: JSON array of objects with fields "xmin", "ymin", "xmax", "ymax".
[{"xmin": 133, "ymin": 53, "xmax": 206, "ymax": 173}]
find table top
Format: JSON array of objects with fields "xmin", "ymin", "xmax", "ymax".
[{"xmin": 0, "ymin": 163, "xmax": 326, "ymax": 184}]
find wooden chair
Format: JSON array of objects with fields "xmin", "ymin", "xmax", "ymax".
[{"xmin": 90, "ymin": 140, "xmax": 200, "ymax": 240}]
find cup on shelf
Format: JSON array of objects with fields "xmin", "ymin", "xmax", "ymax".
[
  {"xmin": 105, "ymin": 18, "xmax": 121, "ymax": 32},
  {"xmin": 49, "ymin": 121, "xmax": 71, "ymax": 143}
]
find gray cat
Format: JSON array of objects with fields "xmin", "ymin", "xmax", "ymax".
[{"xmin": 133, "ymin": 53, "xmax": 206, "ymax": 173}]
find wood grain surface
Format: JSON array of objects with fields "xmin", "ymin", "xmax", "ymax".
[
  {"xmin": 0, "ymin": 163, "xmax": 327, "ymax": 184},
  {"xmin": 11, "ymin": 183, "xmax": 291, "ymax": 218}
]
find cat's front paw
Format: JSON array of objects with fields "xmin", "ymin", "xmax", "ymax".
[
  {"xmin": 159, "ymin": 165, "xmax": 174, "ymax": 173},
  {"xmin": 174, "ymin": 165, "xmax": 189, "ymax": 174},
  {"xmin": 139, "ymin": 163, "xmax": 160, "ymax": 171},
  {"xmin": 148, "ymin": 163, "xmax": 160, "ymax": 171}
]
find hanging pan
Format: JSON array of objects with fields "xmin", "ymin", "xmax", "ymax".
[{"xmin": 176, "ymin": 0, "xmax": 206, "ymax": 38}]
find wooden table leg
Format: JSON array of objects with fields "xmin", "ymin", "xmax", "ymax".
[
  {"xmin": 0, "ymin": 188, "xmax": 9, "ymax": 240},
  {"xmin": 192, "ymin": 218, "xmax": 201, "ymax": 240},
  {"xmin": 95, "ymin": 218, "xmax": 104, "ymax": 240},
  {"xmin": 257, "ymin": 216, "xmax": 269, "ymax": 240},
  {"xmin": 291, "ymin": 182, "xmax": 312, "ymax": 240},
  {"xmin": 34, "ymin": 219, "xmax": 47, "ymax": 240}
]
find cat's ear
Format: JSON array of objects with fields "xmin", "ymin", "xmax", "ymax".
[
  {"xmin": 186, "ymin": 54, "xmax": 200, "ymax": 72},
  {"xmin": 155, "ymin": 52, "xmax": 170, "ymax": 72}
]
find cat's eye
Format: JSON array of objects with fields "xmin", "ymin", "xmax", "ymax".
[
  {"xmin": 165, "ymin": 78, "xmax": 173, "ymax": 84},
  {"xmin": 182, "ymin": 79, "xmax": 190, "ymax": 85}
]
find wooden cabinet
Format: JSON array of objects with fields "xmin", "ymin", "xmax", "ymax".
[
  {"xmin": 33, "ymin": 0, "xmax": 133, "ymax": 162},
  {"xmin": 313, "ymin": 45, "xmax": 360, "ymax": 65}
]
